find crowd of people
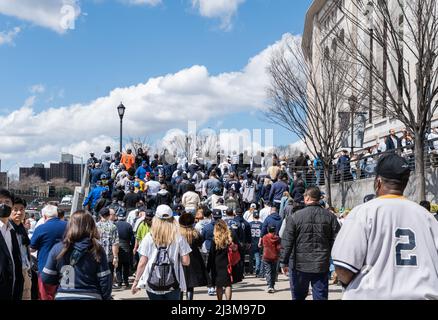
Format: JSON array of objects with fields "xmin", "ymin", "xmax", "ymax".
[
  {"xmin": 1, "ymin": 140, "xmax": 438, "ymax": 301},
  {"xmin": 290, "ymin": 127, "xmax": 438, "ymax": 186}
]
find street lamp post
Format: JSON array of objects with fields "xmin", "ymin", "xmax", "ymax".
[{"xmin": 117, "ymin": 102, "xmax": 126, "ymax": 154}]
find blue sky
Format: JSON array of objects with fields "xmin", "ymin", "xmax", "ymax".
[{"xmin": 0, "ymin": 0, "xmax": 312, "ymax": 172}]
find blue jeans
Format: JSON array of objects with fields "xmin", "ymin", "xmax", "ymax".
[
  {"xmin": 290, "ymin": 269, "xmax": 329, "ymax": 301},
  {"xmin": 264, "ymin": 260, "xmax": 279, "ymax": 288},
  {"xmin": 249, "ymin": 251, "xmax": 262, "ymax": 275},
  {"xmin": 315, "ymin": 169, "xmax": 321, "ymax": 185},
  {"xmin": 147, "ymin": 289, "xmax": 181, "ymax": 300}
]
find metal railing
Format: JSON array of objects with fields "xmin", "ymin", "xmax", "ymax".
[
  {"xmin": 286, "ymin": 137, "xmax": 438, "ymax": 187},
  {"xmin": 71, "ymin": 166, "xmax": 90, "ymax": 215}
]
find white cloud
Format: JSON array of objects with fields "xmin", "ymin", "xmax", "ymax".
[
  {"xmin": 192, "ymin": 0, "xmax": 245, "ymax": 30},
  {"xmin": 0, "ymin": 33, "xmax": 300, "ymax": 173},
  {"xmin": 22, "ymin": 96, "xmax": 36, "ymax": 109},
  {"xmin": 30, "ymin": 84, "xmax": 46, "ymax": 94},
  {"xmin": 0, "ymin": 26, "xmax": 21, "ymax": 46},
  {"xmin": 0, "ymin": 0, "xmax": 81, "ymax": 34}
]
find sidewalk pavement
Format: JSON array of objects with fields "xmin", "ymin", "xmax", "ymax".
[{"xmin": 112, "ymin": 274, "xmax": 344, "ymax": 301}]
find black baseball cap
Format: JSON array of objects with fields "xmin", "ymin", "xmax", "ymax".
[
  {"xmin": 375, "ymin": 154, "xmax": 411, "ymax": 181},
  {"xmin": 212, "ymin": 209, "xmax": 222, "ymax": 220},
  {"xmin": 363, "ymin": 194, "xmax": 376, "ymax": 203}
]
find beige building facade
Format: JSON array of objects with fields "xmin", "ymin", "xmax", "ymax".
[{"xmin": 302, "ymin": 0, "xmax": 438, "ymax": 152}]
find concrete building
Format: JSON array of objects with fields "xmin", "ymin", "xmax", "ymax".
[
  {"xmin": 302, "ymin": 0, "xmax": 438, "ymax": 151},
  {"xmin": 20, "ymin": 162, "xmax": 83, "ymax": 184},
  {"xmin": 61, "ymin": 153, "xmax": 74, "ymax": 164},
  {"xmin": 19, "ymin": 164, "xmax": 49, "ymax": 182},
  {"xmin": 0, "ymin": 172, "xmax": 7, "ymax": 188}
]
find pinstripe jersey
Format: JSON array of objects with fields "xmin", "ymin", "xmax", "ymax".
[{"xmin": 332, "ymin": 195, "xmax": 438, "ymax": 300}]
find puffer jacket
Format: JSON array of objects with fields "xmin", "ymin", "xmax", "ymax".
[{"xmin": 280, "ymin": 204, "xmax": 340, "ymax": 273}]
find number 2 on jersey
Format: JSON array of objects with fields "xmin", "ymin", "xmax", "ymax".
[{"xmin": 395, "ymin": 229, "xmax": 417, "ymax": 267}]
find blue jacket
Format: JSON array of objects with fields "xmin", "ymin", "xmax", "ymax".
[
  {"xmin": 337, "ymin": 155, "xmax": 350, "ymax": 172},
  {"xmin": 201, "ymin": 220, "xmax": 217, "ymax": 252},
  {"xmin": 30, "ymin": 218, "xmax": 67, "ymax": 273},
  {"xmin": 90, "ymin": 168, "xmax": 105, "ymax": 185},
  {"xmin": 41, "ymin": 238, "xmax": 112, "ymax": 300},
  {"xmin": 269, "ymin": 181, "xmax": 289, "ymax": 203},
  {"xmin": 135, "ymin": 165, "xmax": 152, "ymax": 180},
  {"xmin": 261, "ymin": 213, "xmax": 282, "ymax": 237},
  {"xmin": 83, "ymin": 185, "xmax": 108, "ymax": 209}
]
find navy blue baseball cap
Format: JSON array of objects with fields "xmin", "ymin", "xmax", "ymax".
[{"xmin": 375, "ymin": 154, "xmax": 411, "ymax": 181}]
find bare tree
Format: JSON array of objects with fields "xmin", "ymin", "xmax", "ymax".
[
  {"xmin": 49, "ymin": 178, "xmax": 78, "ymax": 194},
  {"xmin": 266, "ymin": 36, "xmax": 363, "ymax": 205},
  {"xmin": 340, "ymin": 0, "xmax": 438, "ymax": 201},
  {"xmin": 12, "ymin": 175, "xmax": 46, "ymax": 192},
  {"xmin": 126, "ymin": 137, "xmax": 153, "ymax": 156},
  {"xmin": 273, "ymin": 145, "xmax": 302, "ymax": 160}
]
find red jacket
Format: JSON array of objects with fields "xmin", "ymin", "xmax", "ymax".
[{"xmin": 262, "ymin": 233, "xmax": 281, "ymax": 262}]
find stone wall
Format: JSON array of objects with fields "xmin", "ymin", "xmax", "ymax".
[{"xmin": 322, "ymin": 168, "xmax": 438, "ymax": 208}]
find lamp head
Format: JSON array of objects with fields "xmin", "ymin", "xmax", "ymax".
[{"xmin": 117, "ymin": 102, "xmax": 126, "ymax": 119}]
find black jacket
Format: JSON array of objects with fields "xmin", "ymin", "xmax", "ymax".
[
  {"xmin": 183, "ymin": 236, "xmax": 208, "ymax": 288},
  {"xmin": 280, "ymin": 204, "xmax": 340, "ymax": 273},
  {"xmin": 0, "ymin": 228, "xmax": 24, "ymax": 300},
  {"xmin": 385, "ymin": 135, "xmax": 401, "ymax": 151}
]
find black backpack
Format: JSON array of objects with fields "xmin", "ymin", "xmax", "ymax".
[{"xmin": 147, "ymin": 246, "xmax": 179, "ymax": 291}]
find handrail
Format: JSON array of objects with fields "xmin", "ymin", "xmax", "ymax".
[{"xmin": 286, "ymin": 137, "xmax": 438, "ymax": 186}]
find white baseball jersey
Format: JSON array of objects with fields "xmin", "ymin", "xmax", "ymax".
[{"xmin": 332, "ymin": 195, "xmax": 438, "ymax": 300}]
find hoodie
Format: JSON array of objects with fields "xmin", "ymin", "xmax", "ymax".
[
  {"xmin": 269, "ymin": 180, "xmax": 288, "ymax": 203},
  {"xmin": 41, "ymin": 238, "xmax": 112, "ymax": 300},
  {"xmin": 261, "ymin": 213, "xmax": 282, "ymax": 237},
  {"xmin": 262, "ymin": 233, "xmax": 281, "ymax": 262}
]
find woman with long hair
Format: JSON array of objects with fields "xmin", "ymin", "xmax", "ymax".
[
  {"xmin": 207, "ymin": 219, "xmax": 240, "ymax": 300},
  {"xmin": 41, "ymin": 210, "xmax": 112, "ymax": 300},
  {"xmin": 131, "ymin": 205, "xmax": 191, "ymax": 300},
  {"xmin": 178, "ymin": 213, "xmax": 208, "ymax": 300}
]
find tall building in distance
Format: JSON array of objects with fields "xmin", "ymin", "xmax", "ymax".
[
  {"xmin": 19, "ymin": 154, "xmax": 83, "ymax": 184},
  {"xmin": 61, "ymin": 153, "xmax": 74, "ymax": 164},
  {"xmin": 0, "ymin": 172, "xmax": 7, "ymax": 188},
  {"xmin": 0, "ymin": 159, "xmax": 6, "ymax": 188}
]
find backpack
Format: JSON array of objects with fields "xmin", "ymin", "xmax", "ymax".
[
  {"xmin": 109, "ymin": 203, "xmax": 126, "ymax": 218},
  {"xmin": 147, "ymin": 246, "xmax": 179, "ymax": 292}
]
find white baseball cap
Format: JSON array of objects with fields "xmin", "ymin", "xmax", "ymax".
[
  {"xmin": 250, "ymin": 203, "xmax": 257, "ymax": 209},
  {"xmin": 155, "ymin": 205, "xmax": 173, "ymax": 220}
]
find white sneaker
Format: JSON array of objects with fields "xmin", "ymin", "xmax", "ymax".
[{"xmin": 267, "ymin": 287, "xmax": 275, "ymax": 293}]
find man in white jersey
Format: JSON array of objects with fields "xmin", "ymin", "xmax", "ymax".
[{"xmin": 332, "ymin": 154, "xmax": 438, "ymax": 300}]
